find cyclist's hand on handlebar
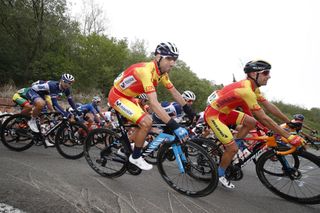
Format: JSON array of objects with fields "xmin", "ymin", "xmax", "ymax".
[
  {"xmin": 174, "ymin": 127, "xmax": 189, "ymax": 142},
  {"xmin": 287, "ymin": 135, "xmax": 305, "ymax": 147},
  {"xmin": 311, "ymin": 130, "xmax": 318, "ymax": 135},
  {"xmin": 167, "ymin": 118, "xmax": 189, "ymax": 142}
]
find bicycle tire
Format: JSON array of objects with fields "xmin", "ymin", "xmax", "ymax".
[
  {"xmin": 84, "ymin": 128, "xmax": 127, "ymax": 178},
  {"xmin": 191, "ymin": 137, "xmax": 223, "ymax": 165},
  {"xmin": 55, "ymin": 121, "xmax": 88, "ymax": 159},
  {"xmin": 0, "ymin": 113, "xmax": 12, "ymax": 129},
  {"xmin": 157, "ymin": 140, "xmax": 218, "ymax": 197},
  {"xmin": 0, "ymin": 114, "xmax": 34, "ymax": 151},
  {"xmin": 256, "ymin": 149, "xmax": 320, "ymax": 204}
]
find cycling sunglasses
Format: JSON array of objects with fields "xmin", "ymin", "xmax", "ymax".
[
  {"xmin": 257, "ymin": 70, "xmax": 270, "ymax": 76},
  {"xmin": 63, "ymin": 80, "xmax": 73, "ymax": 85}
]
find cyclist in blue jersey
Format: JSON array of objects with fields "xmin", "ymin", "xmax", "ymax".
[
  {"xmin": 76, "ymin": 96, "xmax": 108, "ymax": 129},
  {"xmin": 26, "ymin": 74, "xmax": 77, "ymax": 132}
]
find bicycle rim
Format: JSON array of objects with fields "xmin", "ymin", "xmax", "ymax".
[
  {"xmin": 157, "ymin": 140, "xmax": 218, "ymax": 197},
  {"xmin": 0, "ymin": 114, "xmax": 34, "ymax": 151},
  {"xmin": 55, "ymin": 122, "xmax": 88, "ymax": 159},
  {"xmin": 84, "ymin": 128, "xmax": 126, "ymax": 178},
  {"xmin": 256, "ymin": 149, "xmax": 320, "ymax": 204}
]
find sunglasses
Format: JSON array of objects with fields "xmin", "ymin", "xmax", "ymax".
[
  {"xmin": 187, "ymin": 100, "xmax": 194, "ymax": 103},
  {"xmin": 163, "ymin": 56, "xmax": 178, "ymax": 61},
  {"xmin": 257, "ymin": 70, "xmax": 270, "ymax": 76},
  {"xmin": 63, "ymin": 80, "xmax": 73, "ymax": 85}
]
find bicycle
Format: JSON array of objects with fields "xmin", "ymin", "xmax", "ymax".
[
  {"xmin": 0, "ymin": 111, "xmax": 88, "ymax": 159},
  {"xmin": 84, "ymin": 110, "xmax": 218, "ymax": 197},
  {"xmin": 191, "ymin": 126, "xmax": 320, "ymax": 204}
]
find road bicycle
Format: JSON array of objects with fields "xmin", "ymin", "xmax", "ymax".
[
  {"xmin": 0, "ymin": 111, "xmax": 88, "ymax": 159},
  {"xmin": 84, "ymin": 110, "xmax": 218, "ymax": 197},
  {"xmin": 192, "ymin": 126, "xmax": 320, "ymax": 204}
]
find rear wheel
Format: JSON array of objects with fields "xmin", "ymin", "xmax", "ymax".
[
  {"xmin": 0, "ymin": 114, "xmax": 34, "ymax": 151},
  {"xmin": 256, "ymin": 149, "xmax": 320, "ymax": 204},
  {"xmin": 84, "ymin": 128, "xmax": 127, "ymax": 178}
]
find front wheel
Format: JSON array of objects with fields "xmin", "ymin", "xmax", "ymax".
[
  {"xmin": 55, "ymin": 121, "xmax": 88, "ymax": 159},
  {"xmin": 256, "ymin": 149, "xmax": 320, "ymax": 204},
  {"xmin": 157, "ymin": 140, "xmax": 218, "ymax": 197}
]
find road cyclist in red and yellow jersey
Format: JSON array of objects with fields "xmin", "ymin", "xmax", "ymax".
[
  {"xmin": 204, "ymin": 60, "xmax": 305, "ymax": 188},
  {"xmin": 108, "ymin": 42, "xmax": 196, "ymax": 170}
]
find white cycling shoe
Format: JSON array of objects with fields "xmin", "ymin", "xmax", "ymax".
[
  {"xmin": 28, "ymin": 118, "xmax": 39, "ymax": 133},
  {"xmin": 129, "ymin": 155, "xmax": 153, "ymax": 170},
  {"xmin": 219, "ymin": 176, "xmax": 235, "ymax": 189}
]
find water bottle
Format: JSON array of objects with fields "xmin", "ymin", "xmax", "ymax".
[{"xmin": 142, "ymin": 133, "xmax": 175, "ymax": 157}]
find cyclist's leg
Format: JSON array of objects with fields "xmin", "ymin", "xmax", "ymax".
[
  {"xmin": 204, "ymin": 108, "xmax": 240, "ymax": 188},
  {"xmin": 108, "ymin": 88, "xmax": 152, "ymax": 170},
  {"xmin": 26, "ymin": 90, "xmax": 46, "ymax": 132},
  {"xmin": 12, "ymin": 93, "xmax": 32, "ymax": 116},
  {"xmin": 233, "ymin": 112, "xmax": 257, "ymax": 138}
]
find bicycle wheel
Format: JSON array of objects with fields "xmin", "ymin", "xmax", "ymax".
[
  {"xmin": 0, "ymin": 113, "xmax": 12, "ymax": 129},
  {"xmin": 157, "ymin": 140, "xmax": 218, "ymax": 197},
  {"xmin": 256, "ymin": 149, "xmax": 320, "ymax": 204},
  {"xmin": 84, "ymin": 128, "xmax": 127, "ymax": 178},
  {"xmin": 191, "ymin": 138, "xmax": 223, "ymax": 165},
  {"xmin": 55, "ymin": 121, "xmax": 88, "ymax": 159},
  {"xmin": 0, "ymin": 114, "xmax": 34, "ymax": 151}
]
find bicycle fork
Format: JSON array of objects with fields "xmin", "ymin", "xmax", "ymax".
[{"xmin": 171, "ymin": 143, "xmax": 187, "ymax": 174}]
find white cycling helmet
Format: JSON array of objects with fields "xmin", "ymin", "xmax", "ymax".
[
  {"xmin": 155, "ymin": 42, "xmax": 179, "ymax": 58},
  {"xmin": 138, "ymin": 93, "xmax": 148, "ymax": 101},
  {"xmin": 182, "ymin": 90, "xmax": 196, "ymax": 101},
  {"xmin": 61, "ymin": 73, "xmax": 75, "ymax": 83},
  {"xmin": 92, "ymin": 96, "xmax": 101, "ymax": 103}
]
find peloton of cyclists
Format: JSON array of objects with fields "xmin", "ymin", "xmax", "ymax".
[{"xmin": 76, "ymin": 96, "xmax": 108, "ymax": 130}]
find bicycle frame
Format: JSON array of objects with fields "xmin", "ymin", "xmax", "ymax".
[{"xmin": 113, "ymin": 111, "xmax": 188, "ymax": 173}]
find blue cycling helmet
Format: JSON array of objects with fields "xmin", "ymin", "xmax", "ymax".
[{"xmin": 292, "ymin": 114, "xmax": 304, "ymax": 122}]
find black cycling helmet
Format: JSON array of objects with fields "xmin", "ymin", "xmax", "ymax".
[
  {"xmin": 155, "ymin": 42, "xmax": 179, "ymax": 58},
  {"xmin": 244, "ymin": 60, "xmax": 271, "ymax": 73}
]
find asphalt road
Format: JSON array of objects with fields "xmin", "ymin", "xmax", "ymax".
[{"xmin": 0, "ymin": 142, "xmax": 319, "ymax": 213}]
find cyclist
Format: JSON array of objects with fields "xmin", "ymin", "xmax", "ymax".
[
  {"xmin": 12, "ymin": 87, "xmax": 54, "ymax": 115},
  {"xmin": 108, "ymin": 42, "xmax": 195, "ymax": 170},
  {"xmin": 76, "ymin": 96, "xmax": 107, "ymax": 130},
  {"xmin": 26, "ymin": 74, "xmax": 77, "ymax": 132},
  {"xmin": 204, "ymin": 60, "xmax": 305, "ymax": 188},
  {"xmin": 281, "ymin": 114, "xmax": 318, "ymax": 142}
]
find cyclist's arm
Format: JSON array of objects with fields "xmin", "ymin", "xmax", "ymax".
[
  {"xmin": 45, "ymin": 95, "xmax": 54, "ymax": 112},
  {"xmin": 253, "ymin": 108, "xmax": 291, "ymax": 138},
  {"xmin": 147, "ymin": 92, "xmax": 172, "ymax": 123},
  {"xmin": 167, "ymin": 86, "xmax": 186, "ymax": 106},
  {"xmin": 51, "ymin": 98, "xmax": 66, "ymax": 115},
  {"xmin": 259, "ymin": 100, "xmax": 291, "ymax": 123}
]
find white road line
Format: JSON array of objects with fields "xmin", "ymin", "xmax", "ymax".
[{"xmin": 0, "ymin": 203, "xmax": 26, "ymax": 213}]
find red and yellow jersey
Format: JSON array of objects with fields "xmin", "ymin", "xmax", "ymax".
[
  {"xmin": 207, "ymin": 79, "xmax": 266, "ymax": 114},
  {"xmin": 113, "ymin": 61, "xmax": 173, "ymax": 97}
]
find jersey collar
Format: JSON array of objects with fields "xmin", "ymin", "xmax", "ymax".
[{"xmin": 153, "ymin": 60, "xmax": 161, "ymax": 75}]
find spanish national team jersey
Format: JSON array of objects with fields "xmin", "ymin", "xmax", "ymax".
[
  {"xmin": 207, "ymin": 79, "xmax": 266, "ymax": 114},
  {"xmin": 113, "ymin": 61, "xmax": 173, "ymax": 97}
]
